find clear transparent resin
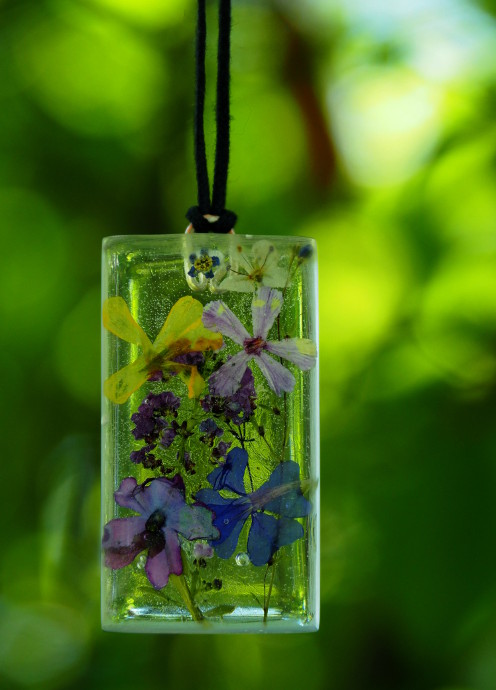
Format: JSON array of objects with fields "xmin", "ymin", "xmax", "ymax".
[{"xmin": 101, "ymin": 233, "xmax": 319, "ymax": 633}]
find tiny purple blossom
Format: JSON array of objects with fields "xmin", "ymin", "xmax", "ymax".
[
  {"xmin": 131, "ymin": 392, "xmax": 180, "ymax": 442},
  {"xmin": 173, "ymin": 352, "xmax": 205, "ymax": 367},
  {"xmin": 201, "ymin": 367, "xmax": 256, "ymax": 426},
  {"xmin": 102, "ymin": 476, "xmax": 218, "ymax": 589},
  {"xmin": 199, "ymin": 418, "xmax": 223, "ymax": 446},
  {"xmin": 130, "ymin": 444, "xmax": 160, "ymax": 470},
  {"xmin": 202, "ymin": 287, "xmax": 317, "ymax": 397},
  {"xmin": 212, "ymin": 440, "xmax": 232, "ymax": 460},
  {"xmin": 160, "ymin": 424, "xmax": 177, "ymax": 449},
  {"xmin": 193, "ymin": 542, "xmax": 214, "ymax": 559}
]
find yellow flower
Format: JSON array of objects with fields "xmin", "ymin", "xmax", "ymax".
[{"xmin": 103, "ymin": 296, "xmax": 223, "ymax": 404}]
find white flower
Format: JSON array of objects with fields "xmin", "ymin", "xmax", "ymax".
[{"xmin": 221, "ymin": 240, "xmax": 288, "ymax": 293}]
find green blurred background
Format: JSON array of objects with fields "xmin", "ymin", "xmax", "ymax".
[{"xmin": 1, "ymin": 0, "xmax": 496, "ymax": 687}]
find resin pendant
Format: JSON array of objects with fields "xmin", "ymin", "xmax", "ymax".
[{"xmin": 101, "ymin": 233, "xmax": 319, "ymax": 633}]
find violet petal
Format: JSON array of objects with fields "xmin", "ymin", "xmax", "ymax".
[
  {"xmin": 208, "ymin": 351, "xmax": 252, "ymax": 397},
  {"xmin": 255, "ymin": 352, "xmax": 295, "ymax": 396},
  {"xmin": 114, "ymin": 477, "xmax": 144, "ymax": 514},
  {"xmin": 251, "ymin": 287, "xmax": 283, "ymax": 339},
  {"xmin": 102, "ymin": 517, "xmax": 147, "ymax": 569},
  {"xmin": 195, "ymin": 490, "xmax": 251, "ymax": 559},
  {"xmin": 138, "ymin": 477, "xmax": 185, "ymax": 516},
  {"xmin": 248, "ymin": 513, "xmax": 304, "ymax": 567},
  {"xmin": 144, "ymin": 528, "xmax": 182, "ymax": 589},
  {"xmin": 202, "ymin": 300, "xmax": 250, "ymax": 345},
  {"xmin": 265, "ymin": 338, "xmax": 317, "ymax": 371}
]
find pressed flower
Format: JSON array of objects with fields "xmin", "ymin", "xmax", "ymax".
[
  {"xmin": 130, "ymin": 444, "xmax": 161, "ymax": 470},
  {"xmin": 159, "ymin": 419, "xmax": 193, "ymax": 449},
  {"xmin": 297, "ymin": 244, "xmax": 313, "ymax": 261},
  {"xmin": 201, "ymin": 366, "xmax": 256, "ymax": 425},
  {"xmin": 184, "ymin": 247, "xmax": 227, "ymax": 292},
  {"xmin": 221, "ymin": 240, "xmax": 288, "ymax": 293},
  {"xmin": 103, "ymin": 296, "xmax": 222, "ymax": 404},
  {"xmin": 103, "ymin": 475, "xmax": 219, "ymax": 589},
  {"xmin": 196, "ymin": 460, "xmax": 311, "ymax": 566},
  {"xmin": 202, "ymin": 287, "xmax": 317, "ymax": 397},
  {"xmin": 129, "ymin": 392, "xmax": 181, "ymax": 468},
  {"xmin": 159, "ymin": 423, "xmax": 178, "ymax": 449},
  {"xmin": 199, "ymin": 418, "xmax": 224, "ymax": 446},
  {"xmin": 212, "ymin": 440, "xmax": 232, "ymax": 460},
  {"xmin": 131, "ymin": 392, "xmax": 181, "ymax": 442},
  {"xmin": 207, "ymin": 447, "xmax": 248, "ymax": 494},
  {"xmin": 193, "ymin": 542, "xmax": 214, "ymax": 560},
  {"xmin": 180, "ymin": 450, "xmax": 196, "ymax": 475}
]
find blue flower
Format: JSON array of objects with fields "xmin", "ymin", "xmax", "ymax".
[
  {"xmin": 188, "ymin": 249, "xmax": 221, "ymax": 280},
  {"xmin": 207, "ymin": 447, "xmax": 248, "ymax": 494},
  {"xmin": 196, "ymin": 460, "xmax": 311, "ymax": 566}
]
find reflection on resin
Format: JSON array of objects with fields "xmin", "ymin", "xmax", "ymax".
[{"xmin": 102, "ymin": 234, "xmax": 319, "ymax": 633}]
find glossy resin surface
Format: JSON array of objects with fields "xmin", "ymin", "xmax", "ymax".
[{"xmin": 101, "ymin": 234, "xmax": 319, "ymax": 633}]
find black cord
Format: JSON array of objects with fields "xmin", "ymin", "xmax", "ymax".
[{"xmin": 186, "ymin": 0, "xmax": 237, "ymax": 234}]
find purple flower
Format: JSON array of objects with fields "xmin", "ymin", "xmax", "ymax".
[
  {"xmin": 212, "ymin": 440, "xmax": 232, "ymax": 460},
  {"xmin": 147, "ymin": 370, "xmax": 164, "ymax": 382},
  {"xmin": 159, "ymin": 424, "xmax": 177, "ymax": 449},
  {"xmin": 173, "ymin": 352, "xmax": 205, "ymax": 367},
  {"xmin": 102, "ymin": 476, "xmax": 219, "ymax": 589},
  {"xmin": 159, "ymin": 419, "xmax": 192, "ymax": 451},
  {"xmin": 201, "ymin": 367, "xmax": 256, "ymax": 426},
  {"xmin": 131, "ymin": 392, "xmax": 180, "ymax": 442},
  {"xmin": 202, "ymin": 287, "xmax": 317, "ymax": 397},
  {"xmin": 130, "ymin": 444, "xmax": 160, "ymax": 470},
  {"xmin": 193, "ymin": 542, "xmax": 214, "ymax": 559},
  {"xmin": 196, "ymin": 461, "xmax": 311, "ymax": 566},
  {"xmin": 180, "ymin": 450, "xmax": 196, "ymax": 475},
  {"xmin": 199, "ymin": 418, "xmax": 223, "ymax": 446}
]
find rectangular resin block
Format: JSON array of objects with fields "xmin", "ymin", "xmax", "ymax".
[{"xmin": 101, "ymin": 233, "xmax": 319, "ymax": 633}]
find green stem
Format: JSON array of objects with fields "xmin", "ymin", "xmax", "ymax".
[
  {"xmin": 170, "ymin": 574, "xmax": 205, "ymax": 623},
  {"xmin": 263, "ymin": 560, "xmax": 276, "ymax": 623}
]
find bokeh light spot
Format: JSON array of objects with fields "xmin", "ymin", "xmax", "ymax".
[
  {"xmin": 0, "ymin": 188, "xmax": 68, "ymax": 344},
  {"xmin": 417, "ymin": 254, "xmax": 496, "ymax": 388},
  {"xmin": 0, "ymin": 601, "xmax": 89, "ymax": 687},
  {"xmin": 89, "ymin": 0, "xmax": 191, "ymax": 28},
  {"xmin": 312, "ymin": 214, "xmax": 410, "ymax": 390},
  {"xmin": 54, "ymin": 286, "xmax": 100, "ymax": 408},
  {"xmin": 329, "ymin": 66, "xmax": 441, "ymax": 186},
  {"xmin": 229, "ymin": 88, "xmax": 306, "ymax": 203},
  {"xmin": 15, "ymin": 10, "xmax": 165, "ymax": 137}
]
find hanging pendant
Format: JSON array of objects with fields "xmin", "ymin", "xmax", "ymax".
[{"xmin": 101, "ymin": 232, "xmax": 319, "ymax": 633}]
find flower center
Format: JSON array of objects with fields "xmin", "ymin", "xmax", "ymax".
[
  {"xmin": 144, "ymin": 509, "xmax": 167, "ymax": 555},
  {"xmin": 243, "ymin": 337, "xmax": 266, "ymax": 356},
  {"xmin": 145, "ymin": 509, "xmax": 166, "ymax": 532},
  {"xmin": 194, "ymin": 256, "xmax": 213, "ymax": 273},
  {"xmin": 249, "ymin": 267, "xmax": 264, "ymax": 283}
]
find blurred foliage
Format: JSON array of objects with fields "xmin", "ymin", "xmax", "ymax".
[{"xmin": 0, "ymin": 0, "xmax": 495, "ymax": 688}]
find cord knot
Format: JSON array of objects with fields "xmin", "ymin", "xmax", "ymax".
[{"xmin": 186, "ymin": 206, "xmax": 237, "ymax": 234}]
